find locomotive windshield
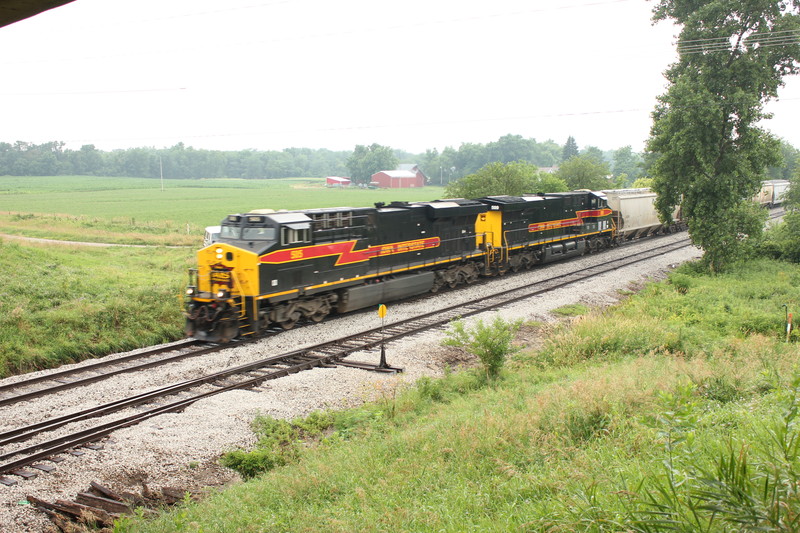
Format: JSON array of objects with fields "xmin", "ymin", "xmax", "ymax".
[
  {"xmin": 220, "ymin": 225, "xmax": 241, "ymax": 239},
  {"xmin": 242, "ymin": 226, "xmax": 277, "ymax": 241},
  {"xmin": 217, "ymin": 214, "xmax": 279, "ymax": 242}
]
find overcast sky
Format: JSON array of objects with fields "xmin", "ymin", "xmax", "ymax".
[{"xmin": 1, "ymin": 0, "xmax": 798, "ymax": 154}]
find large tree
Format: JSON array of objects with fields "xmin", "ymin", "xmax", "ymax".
[
  {"xmin": 444, "ymin": 161, "xmax": 567, "ymax": 199},
  {"xmin": 345, "ymin": 143, "xmax": 398, "ymax": 184},
  {"xmin": 562, "ymin": 136, "xmax": 579, "ymax": 162},
  {"xmin": 647, "ymin": 0, "xmax": 800, "ymax": 272},
  {"xmin": 612, "ymin": 146, "xmax": 643, "ymax": 186},
  {"xmin": 555, "ymin": 154, "xmax": 613, "ymax": 190}
]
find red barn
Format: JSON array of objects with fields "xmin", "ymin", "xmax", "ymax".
[{"xmin": 371, "ymin": 170, "xmax": 425, "ymax": 188}]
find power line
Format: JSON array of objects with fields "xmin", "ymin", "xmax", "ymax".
[
  {"xmin": 50, "ymin": 107, "xmax": 648, "ymax": 146},
  {"xmin": 679, "ymin": 28, "xmax": 800, "ymax": 45},
  {"xmin": 677, "ymin": 29, "xmax": 800, "ymax": 54}
]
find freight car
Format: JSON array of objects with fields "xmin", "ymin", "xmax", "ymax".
[
  {"xmin": 753, "ymin": 179, "xmax": 790, "ymax": 208},
  {"xmin": 602, "ymin": 188, "xmax": 685, "ymax": 241},
  {"xmin": 184, "ymin": 190, "xmax": 613, "ymax": 342}
]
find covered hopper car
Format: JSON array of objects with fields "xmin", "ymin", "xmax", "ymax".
[
  {"xmin": 754, "ymin": 179, "xmax": 790, "ymax": 208},
  {"xmin": 602, "ymin": 188, "xmax": 685, "ymax": 241}
]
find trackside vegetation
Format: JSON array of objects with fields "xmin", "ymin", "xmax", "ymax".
[
  {"xmin": 443, "ymin": 316, "xmax": 523, "ymax": 381},
  {"xmin": 117, "ymin": 257, "xmax": 800, "ymax": 532},
  {"xmin": 0, "ymin": 241, "xmax": 192, "ymax": 377}
]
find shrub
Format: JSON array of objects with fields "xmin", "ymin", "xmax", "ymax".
[
  {"xmin": 443, "ymin": 315, "xmax": 523, "ymax": 380},
  {"xmin": 626, "ymin": 375, "xmax": 800, "ymax": 531},
  {"xmin": 668, "ymin": 272, "xmax": 694, "ymax": 294},
  {"xmin": 220, "ymin": 448, "xmax": 288, "ymax": 480}
]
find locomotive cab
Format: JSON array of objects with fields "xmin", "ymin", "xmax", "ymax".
[
  {"xmin": 186, "ymin": 211, "xmax": 323, "ymax": 342},
  {"xmin": 186, "ymin": 213, "xmax": 281, "ymax": 342},
  {"xmin": 216, "ymin": 214, "xmax": 281, "ymax": 254}
]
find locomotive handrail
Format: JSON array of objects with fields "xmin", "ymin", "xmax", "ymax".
[{"xmin": 228, "ymin": 270, "xmax": 252, "ymax": 336}]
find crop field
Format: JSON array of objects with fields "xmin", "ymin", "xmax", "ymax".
[
  {"xmin": 0, "ymin": 176, "xmax": 445, "ymax": 376},
  {"xmin": 0, "ymin": 176, "xmax": 445, "ymax": 245}
]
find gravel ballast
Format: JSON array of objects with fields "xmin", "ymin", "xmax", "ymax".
[{"xmin": 0, "ymin": 235, "xmax": 702, "ymax": 532}]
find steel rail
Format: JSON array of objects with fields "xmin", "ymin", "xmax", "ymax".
[
  {"xmin": 0, "ymin": 354, "xmax": 330, "ymax": 475},
  {"xmin": 0, "ymin": 340, "xmax": 203, "ymax": 397},
  {"xmin": 0, "ymin": 340, "xmax": 227, "ymax": 408}
]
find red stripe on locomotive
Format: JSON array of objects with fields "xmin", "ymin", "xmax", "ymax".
[
  {"xmin": 527, "ymin": 208, "xmax": 611, "ymax": 233},
  {"xmin": 259, "ymin": 237, "xmax": 442, "ymax": 266}
]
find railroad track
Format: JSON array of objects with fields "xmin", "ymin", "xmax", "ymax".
[
  {"xmin": 0, "ymin": 236, "xmax": 695, "ymax": 484},
  {"xmin": 0, "ymin": 230, "xmax": 700, "ymax": 410},
  {"xmin": 1, "ymin": 208, "xmax": 780, "ymax": 410},
  {"xmin": 0, "ymin": 339, "xmax": 217, "ymax": 408}
]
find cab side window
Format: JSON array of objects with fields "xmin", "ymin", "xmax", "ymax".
[{"xmin": 281, "ymin": 226, "xmax": 311, "ymax": 245}]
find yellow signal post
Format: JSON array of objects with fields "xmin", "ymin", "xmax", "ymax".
[{"xmin": 375, "ymin": 304, "xmax": 403, "ymax": 372}]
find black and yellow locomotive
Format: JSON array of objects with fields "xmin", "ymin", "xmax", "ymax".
[{"xmin": 184, "ymin": 190, "xmax": 613, "ymax": 342}]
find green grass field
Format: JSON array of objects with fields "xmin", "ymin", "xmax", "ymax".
[
  {"xmin": 0, "ymin": 176, "xmax": 445, "ymax": 245},
  {"xmin": 0, "ymin": 241, "xmax": 193, "ymax": 376}
]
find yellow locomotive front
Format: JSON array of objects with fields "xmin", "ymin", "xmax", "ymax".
[{"xmin": 185, "ymin": 215, "xmax": 264, "ymax": 342}]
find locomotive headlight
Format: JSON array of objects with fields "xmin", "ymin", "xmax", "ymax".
[
  {"xmin": 215, "ymin": 247, "xmax": 224, "ymax": 254},
  {"xmin": 216, "ymin": 253, "xmax": 223, "ymax": 259},
  {"xmin": 216, "ymin": 289, "xmax": 230, "ymax": 299},
  {"xmin": 186, "ymin": 287, "xmax": 196, "ymax": 296}
]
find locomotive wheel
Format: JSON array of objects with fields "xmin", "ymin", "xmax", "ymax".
[
  {"xmin": 220, "ymin": 312, "xmax": 240, "ymax": 341},
  {"xmin": 280, "ymin": 317, "xmax": 298, "ymax": 330},
  {"xmin": 279, "ymin": 309, "xmax": 302, "ymax": 330},
  {"xmin": 279, "ymin": 320, "xmax": 297, "ymax": 331},
  {"xmin": 309, "ymin": 310, "xmax": 328, "ymax": 323}
]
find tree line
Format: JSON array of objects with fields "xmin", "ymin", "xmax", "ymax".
[
  {"xmin": 2, "ymin": 134, "xmax": 796, "ymax": 191},
  {"xmin": 0, "ymin": 135, "xmax": 585, "ymax": 181},
  {"xmin": 0, "ymin": 141, "xmax": 351, "ymax": 180}
]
